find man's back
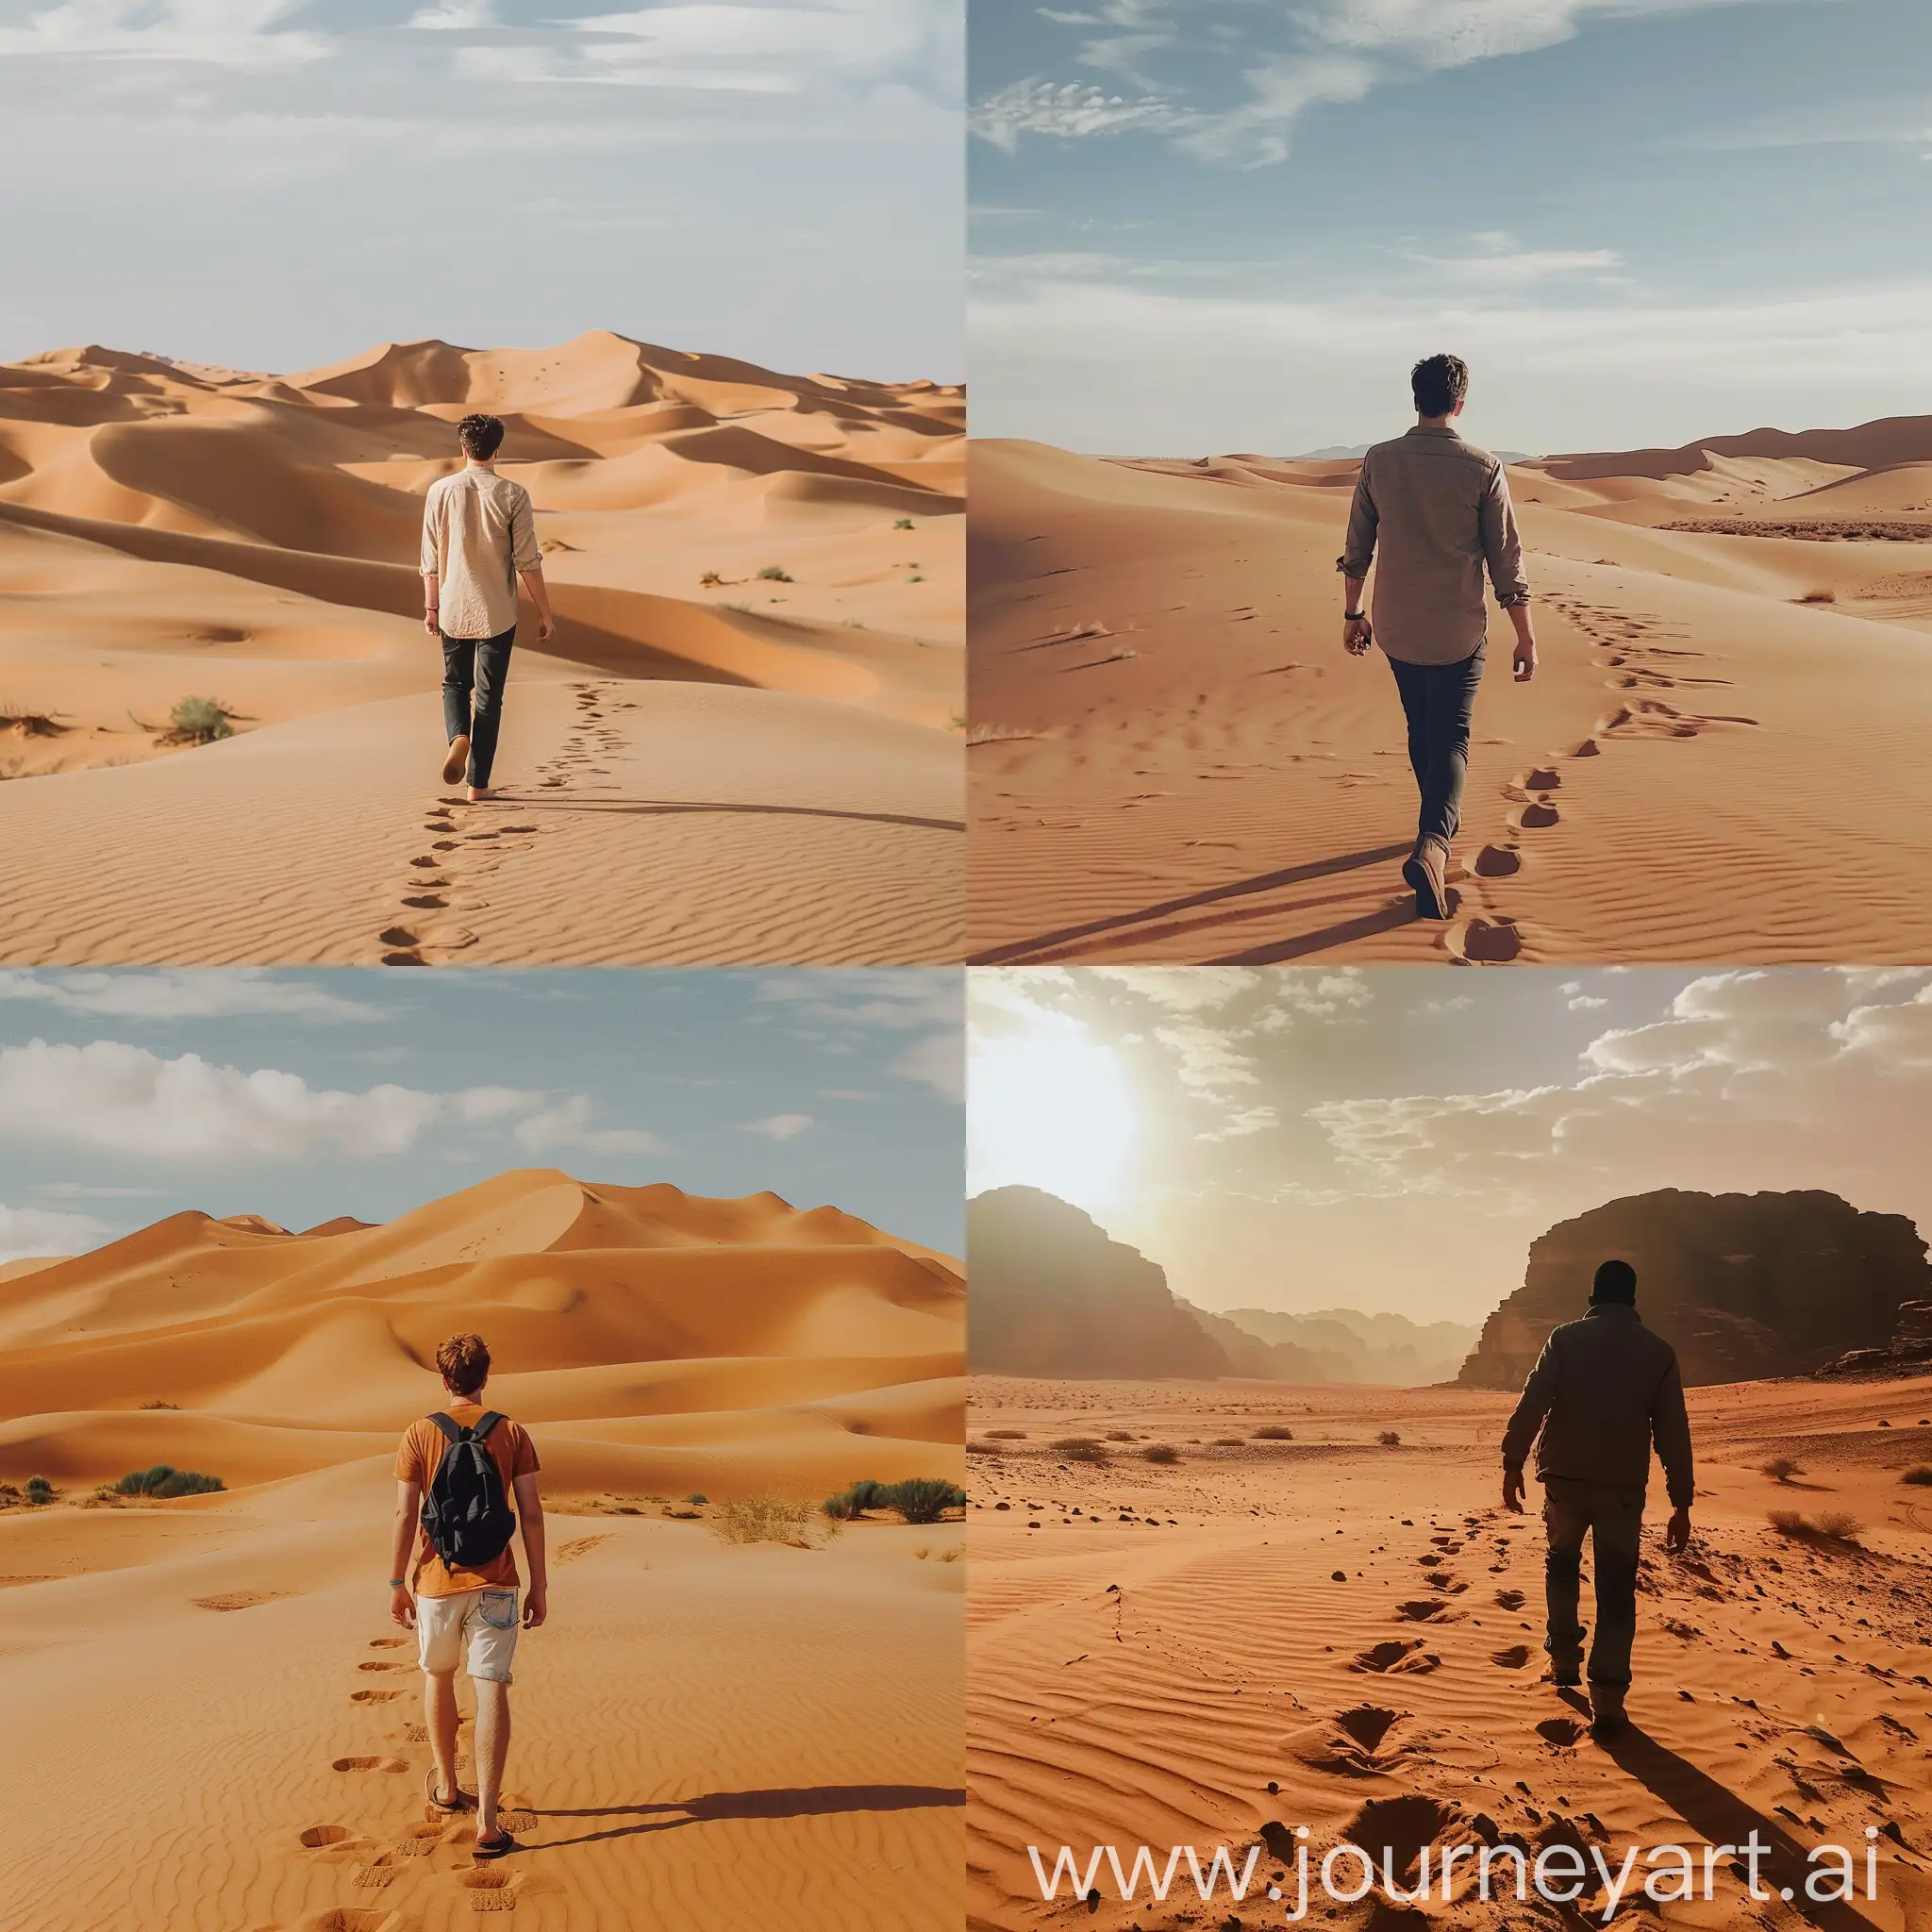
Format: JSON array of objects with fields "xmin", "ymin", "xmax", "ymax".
[
  {"xmin": 1340, "ymin": 425, "xmax": 1528, "ymax": 665},
  {"xmin": 422, "ymin": 468, "xmax": 540, "ymax": 641},
  {"xmin": 1502, "ymin": 1304, "xmax": 1694, "ymax": 1505}
]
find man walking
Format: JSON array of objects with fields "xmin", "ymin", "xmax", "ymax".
[
  {"xmin": 390, "ymin": 1333, "xmax": 548, "ymax": 1858},
  {"xmin": 420, "ymin": 414, "xmax": 556, "ymax": 802},
  {"xmin": 1501, "ymin": 1259, "xmax": 1693, "ymax": 1740},
  {"xmin": 1338, "ymin": 354, "xmax": 1537, "ymax": 919}
]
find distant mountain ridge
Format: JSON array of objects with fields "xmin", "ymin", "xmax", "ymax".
[{"xmin": 969, "ymin": 1188, "xmax": 1477, "ymax": 1385}]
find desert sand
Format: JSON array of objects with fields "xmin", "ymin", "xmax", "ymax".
[
  {"xmin": 967, "ymin": 1374, "xmax": 1932, "ymax": 1930},
  {"xmin": 0, "ymin": 1170, "xmax": 966, "ymax": 1931},
  {"xmin": 968, "ymin": 424, "xmax": 1932, "ymax": 963},
  {"xmin": 0, "ymin": 335, "xmax": 963, "ymax": 964}
]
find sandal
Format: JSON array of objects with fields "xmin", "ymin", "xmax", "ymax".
[
  {"xmin": 472, "ymin": 1831, "xmax": 519, "ymax": 1860},
  {"xmin": 425, "ymin": 1767, "xmax": 475, "ymax": 1814}
]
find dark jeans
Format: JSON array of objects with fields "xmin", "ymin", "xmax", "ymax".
[
  {"xmin": 441, "ymin": 627, "xmax": 515, "ymax": 787},
  {"xmin": 1542, "ymin": 1476, "xmax": 1645, "ymax": 1689},
  {"xmin": 1387, "ymin": 641, "xmax": 1484, "ymax": 845}
]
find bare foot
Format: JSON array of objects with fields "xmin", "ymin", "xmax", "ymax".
[
  {"xmin": 467, "ymin": 785, "xmax": 499, "ymax": 803},
  {"xmin": 441, "ymin": 735, "xmax": 471, "ymax": 786}
]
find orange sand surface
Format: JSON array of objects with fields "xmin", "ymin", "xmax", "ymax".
[
  {"xmin": 0, "ymin": 336, "xmax": 963, "ymax": 964},
  {"xmin": 968, "ymin": 427, "xmax": 1932, "ymax": 964},
  {"xmin": 0, "ymin": 1171, "xmax": 965, "ymax": 1931},
  {"xmin": 967, "ymin": 1374, "xmax": 1932, "ymax": 1930}
]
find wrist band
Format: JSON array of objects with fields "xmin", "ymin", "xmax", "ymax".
[
  {"xmin": 389, "ymin": 1577, "xmax": 407, "ymax": 1588},
  {"xmin": 1344, "ymin": 611, "xmax": 1366, "ymax": 621}
]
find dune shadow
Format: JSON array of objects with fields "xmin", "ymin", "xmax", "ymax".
[
  {"xmin": 1601, "ymin": 1722, "xmax": 1887, "ymax": 1932},
  {"xmin": 968, "ymin": 841, "xmax": 1414, "ymax": 964},
  {"xmin": 487, "ymin": 796, "xmax": 963, "ymax": 834},
  {"xmin": 535, "ymin": 1783, "xmax": 965, "ymax": 1849}
]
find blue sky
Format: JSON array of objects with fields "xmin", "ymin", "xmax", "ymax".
[
  {"xmin": 969, "ymin": 966, "xmax": 1932, "ymax": 1322},
  {"xmin": 0, "ymin": 0, "xmax": 961, "ymax": 378},
  {"xmin": 970, "ymin": 0, "xmax": 1932, "ymax": 454},
  {"xmin": 0, "ymin": 968, "xmax": 963, "ymax": 1262}
]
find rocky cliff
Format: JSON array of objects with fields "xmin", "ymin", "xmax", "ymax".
[
  {"xmin": 967, "ymin": 1188, "xmax": 1233, "ymax": 1379},
  {"xmin": 1457, "ymin": 1190, "xmax": 1932, "ymax": 1390}
]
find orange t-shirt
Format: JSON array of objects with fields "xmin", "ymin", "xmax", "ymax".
[{"xmin": 395, "ymin": 1401, "xmax": 540, "ymax": 1598}]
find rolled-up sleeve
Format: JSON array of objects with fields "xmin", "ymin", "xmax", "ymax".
[
  {"xmin": 419, "ymin": 488, "xmax": 441, "ymax": 577},
  {"xmin": 508, "ymin": 487, "xmax": 541, "ymax": 575},
  {"xmin": 1480, "ymin": 462, "xmax": 1530, "ymax": 607},
  {"xmin": 1337, "ymin": 458, "xmax": 1378, "ymax": 579}
]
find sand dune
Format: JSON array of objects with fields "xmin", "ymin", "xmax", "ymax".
[
  {"xmin": 0, "ymin": 1170, "xmax": 965, "ymax": 1930},
  {"xmin": 966, "ymin": 1374, "xmax": 1932, "ymax": 1930},
  {"xmin": 0, "ymin": 335, "xmax": 963, "ymax": 963},
  {"xmin": 968, "ymin": 428, "xmax": 1932, "ymax": 964}
]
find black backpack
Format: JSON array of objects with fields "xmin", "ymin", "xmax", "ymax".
[{"xmin": 421, "ymin": 1411, "xmax": 517, "ymax": 1569}]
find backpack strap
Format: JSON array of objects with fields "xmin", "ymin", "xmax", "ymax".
[
  {"xmin": 428, "ymin": 1411, "xmax": 464, "ymax": 1444},
  {"xmin": 472, "ymin": 1411, "xmax": 505, "ymax": 1441}
]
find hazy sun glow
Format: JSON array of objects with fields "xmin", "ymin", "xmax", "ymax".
[{"xmin": 968, "ymin": 1013, "xmax": 1134, "ymax": 1217}]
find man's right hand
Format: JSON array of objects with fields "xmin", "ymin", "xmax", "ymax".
[
  {"xmin": 423, "ymin": 608, "xmax": 440, "ymax": 638},
  {"xmin": 1665, "ymin": 1507, "xmax": 1691, "ymax": 1554},
  {"xmin": 1342, "ymin": 614, "xmax": 1373, "ymax": 657},
  {"xmin": 390, "ymin": 1582, "xmax": 417, "ymax": 1629},
  {"xmin": 1503, "ymin": 1467, "xmax": 1525, "ymax": 1513},
  {"xmin": 1512, "ymin": 633, "xmax": 1538, "ymax": 682}
]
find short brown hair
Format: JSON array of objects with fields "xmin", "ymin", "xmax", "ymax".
[
  {"xmin": 458, "ymin": 413, "xmax": 505, "ymax": 459},
  {"xmin": 436, "ymin": 1332, "xmax": 491, "ymax": 1396},
  {"xmin": 1411, "ymin": 354, "xmax": 1469, "ymax": 418}
]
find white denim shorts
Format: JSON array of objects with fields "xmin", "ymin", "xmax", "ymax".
[{"xmin": 416, "ymin": 1587, "xmax": 519, "ymax": 1684}]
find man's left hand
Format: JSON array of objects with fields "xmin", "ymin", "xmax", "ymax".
[
  {"xmin": 1343, "ymin": 615, "xmax": 1373, "ymax": 657},
  {"xmin": 1665, "ymin": 1507, "xmax": 1691, "ymax": 1554},
  {"xmin": 423, "ymin": 608, "xmax": 440, "ymax": 639},
  {"xmin": 1513, "ymin": 637, "xmax": 1538, "ymax": 682},
  {"xmin": 537, "ymin": 611, "xmax": 556, "ymax": 643}
]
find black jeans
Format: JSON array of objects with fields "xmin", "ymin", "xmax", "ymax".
[
  {"xmin": 1387, "ymin": 641, "xmax": 1484, "ymax": 845},
  {"xmin": 441, "ymin": 627, "xmax": 515, "ymax": 788},
  {"xmin": 1542, "ymin": 1477, "xmax": 1645, "ymax": 1689}
]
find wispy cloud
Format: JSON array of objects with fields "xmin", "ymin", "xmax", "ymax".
[
  {"xmin": 511, "ymin": 1095, "xmax": 669, "ymax": 1158},
  {"xmin": 742, "ymin": 1112, "xmax": 815, "ymax": 1141},
  {"xmin": 0, "ymin": 0, "xmax": 329, "ymax": 67},
  {"xmin": 0, "ymin": 1201, "xmax": 106, "ymax": 1267},
  {"xmin": 0, "ymin": 969, "xmax": 385, "ymax": 1024}
]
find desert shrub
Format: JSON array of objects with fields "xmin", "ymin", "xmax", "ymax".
[
  {"xmin": 1141, "ymin": 1443, "xmax": 1179, "ymax": 1465},
  {"xmin": 140, "ymin": 1398, "xmax": 178, "ymax": 1411},
  {"xmin": 985, "ymin": 1428, "xmax": 1026, "ymax": 1440},
  {"xmin": 709, "ymin": 1497, "xmax": 820, "ymax": 1546},
  {"xmin": 699, "ymin": 570, "xmax": 724, "ymax": 587},
  {"xmin": 757, "ymin": 565, "xmax": 792, "ymax": 582},
  {"xmin": 894, "ymin": 518, "xmax": 914, "ymax": 530},
  {"xmin": 1104, "ymin": 1430, "xmax": 1136, "ymax": 1442},
  {"xmin": 1761, "ymin": 1457, "xmax": 1802, "ymax": 1483},
  {"xmin": 966, "ymin": 1439, "xmax": 1002, "ymax": 1456},
  {"xmin": 1377, "ymin": 1430, "xmax": 1403, "ymax": 1447},
  {"xmin": 116, "ymin": 1464, "xmax": 223, "ymax": 1498},
  {"xmin": 1053, "ymin": 1437, "xmax": 1108, "ymax": 1463},
  {"xmin": 1253, "ymin": 1425, "xmax": 1294, "ymax": 1441},
  {"xmin": 822, "ymin": 1478, "xmax": 889, "ymax": 1522},
  {"xmin": 168, "ymin": 697, "xmax": 233, "ymax": 744},
  {"xmin": 1213, "ymin": 1436, "xmax": 1244, "ymax": 1447},
  {"xmin": 1901, "ymin": 1466, "xmax": 1932, "ymax": 1486},
  {"xmin": 685, "ymin": 1492, "xmax": 708, "ymax": 1506},
  {"xmin": 1770, "ymin": 1508, "xmax": 1862, "ymax": 1544},
  {"xmin": 1796, "ymin": 587, "xmax": 1836, "ymax": 604},
  {"xmin": 886, "ymin": 1477, "xmax": 967, "ymax": 1524},
  {"xmin": 25, "ymin": 1475, "xmax": 55, "ymax": 1505}
]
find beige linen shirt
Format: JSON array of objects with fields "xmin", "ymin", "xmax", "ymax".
[
  {"xmin": 421, "ymin": 467, "xmax": 541, "ymax": 641},
  {"xmin": 1337, "ymin": 425, "xmax": 1530, "ymax": 666}
]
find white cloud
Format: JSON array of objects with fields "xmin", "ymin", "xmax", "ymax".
[
  {"xmin": 408, "ymin": 0, "xmax": 494, "ymax": 25},
  {"xmin": 892, "ymin": 1031, "xmax": 963, "ymax": 1102},
  {"xmin": 456, "ymin": 1086, "xmax": 541, "ymax": 1123},
  {"xmin": 1196, "ymin": 1104, "xmax": 1278, "ymax": 1141},
  {"xmin": 0, "ymin": 969, "xmax": 383, "ymax": 1023},
  {"xmin": 1406, "ymin": 242, "xmax": 1625, "ymax": 287},
  {"xmin": 1089, "ymin": 966, "xmax": 1260, "ymax": 1011},
  {"xmin": 1170, "ymin": 53, "xmax": 1376, "ymax": 164},
  {"xmin": 511, "ymin": 1095, "xmax": 669, "ymax": 1158},
  {"xmin": 758, "ymin": 968, "xmax": 962, "ymax": 1101},
  {"xmin": 0, "ymin": 1040, "xmax": 440, "ymax": 1159},
  {"xmin": 971, "ymin": 76, "xmax": 1188, "ymax": 150},
  {"xmin": 0, "ymin": 0, "xmax": 329, "ymax": 67},
  {"xmin": 0, "ymin": 1202, "xmax": 107, "ymax": 1267},
  {"xmin": 1153, "ymin": 1019, "xmax": 1257, "ymax": 1094},
  {"xmin": 742, "ymin": 1112, "xmax": 815, "ymax": 1140},
  {"xmin": 1297, "ymin": 0, "xmax": 1769, "ymax": 71},
  {"xmin": 1568, "ymin": 993, "xmax": 1608, "ymax": 1010}
]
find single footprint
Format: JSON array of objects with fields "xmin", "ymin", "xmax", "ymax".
[
  {"xmin": 1509, "ymin": 800, "xmax": 1559, "ymax": 831},
  {"xmin": 1520, "ymin": 768, "xmax": 1560, "ymax": 791},
  {"xmin": 1474, "ymin": 844, "xmax": 1521, "ymax": 877},
  {"xmin": 301, "ymin": 1914, "xmax": 391, "ymax": 1932},
  {"xmin": 1393, "ymin": 1599, "xmax": 1447, "ymax": 1623},
  {"xmin": 1447, "ymin": 917, "xmax": 1523, "ymax": 964},
  {"xmin": 1491, "ymin": 1645, "xmax": 1533, "ymax": 1669},
  {"xmin": 368, "ymin": 1637, "xmax": 408, "ymax": 1650},
  {"xmin": 1560, "ymin": 738, "xmax": 1600, "ymax": 758},
  {"xmin": 402, "ymin": 894, "xmax": 446, "ymax": 910},
  {"xmin": 332, "ymin": 1756, "xmax": 408, "ymax": 1774},
  {"xmin": 1495, "ymin": 1589, "xmax": 1526, "ymax": 1611},
  {"xmin": 399, "ymin": 1823, "xmax": 448, "ymax": 1857},
  {"xmin": 1536, "ymin": 1717, "xmax": 1586, "ymax": 1748},
  {"xmin": 352, "ymin": 1854, "xmax": 403, "ymax": 1890},
  {"xmin": 1334, "ymin": 1707, "xmax": 1401, "ymax": 1753},
  {"xmin": 351, "ymin": 1689, "xmax": 402, "ymax": 1704},
  {"xmin": 495, "ymin": 1808, "xmax": 538, "ymax": 1834},
  {"xmin": 461, "ymin": 1868, "xmax": 519, "ymax": 1913},
  {"xmin": 358, "ymin": 1661, "xmax": 404, "ymax": 1674},
  {"xmin": 300, "ymin": 1824, "xmax": 355, "ymax": 1850}
]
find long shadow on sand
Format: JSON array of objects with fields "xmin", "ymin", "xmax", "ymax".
[
  {"xmin": 968, "ymin": 841, "xmax": 1413, "ymax": 964},
  {"xmin": 536, "ymin": 1783, "xmax": 966, "ymax": 1849},
  {"xmin": 492, "ymin": 797, "xmax": 965, "ymax": 834},
  {"xmin": 1594, "ymin": 1713, "xmax": 1887, "ymax": 1932}
]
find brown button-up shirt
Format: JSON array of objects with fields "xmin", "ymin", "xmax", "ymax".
[{"xmin": 1337, "ymin": 425, "xmax": 1530, "ymax": 666}]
